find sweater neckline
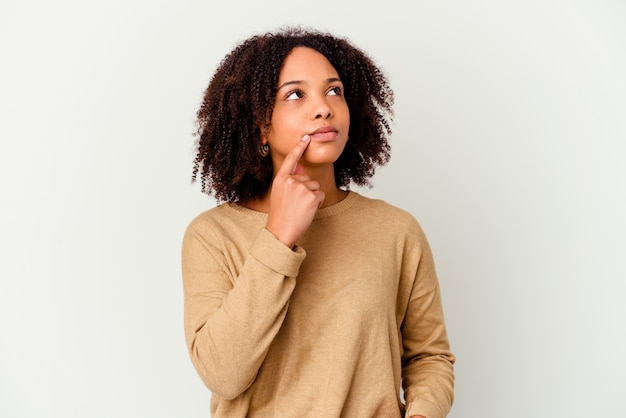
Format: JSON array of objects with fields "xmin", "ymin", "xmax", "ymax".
[{"xmin": 226, "ymin": 191, "xmax": 361, "ymax": 221}]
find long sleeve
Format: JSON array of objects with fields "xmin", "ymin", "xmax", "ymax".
[
  {"xmin": 182, "ymin": 221, "xmax": 305, "ymax": 400},
  {"xmin": 400, "ymin": 223, "xmax": 455, "ymax": 418},
  {"xmin": 181, "ymin": 193, "xmax": 455, "ymax": 417}
]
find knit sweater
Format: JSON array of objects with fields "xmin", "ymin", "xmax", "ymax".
[{"xmin": 182, "ymin": 191, "xmax": 455, "ymax": 418}]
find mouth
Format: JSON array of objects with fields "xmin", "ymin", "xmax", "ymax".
[
  {"xmin": 309, "ymin": 126, "xmax": 339, "ymax": 142},
  {"xmin": 311, "ymin": 126, "xmax": 337, "ymax": 135}
]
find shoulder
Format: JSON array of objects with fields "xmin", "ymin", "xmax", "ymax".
[
  {"xmin": 183, "ymin": 203, "xmax": 249, "ymax": 242},
  {"xmin": 185, "ymin": 204, "xmax": 228, "ymax": 234},
  {"xmin": 183, "ymin": 202, "xmax": 267, "ymax": 249},
  {"xmin": 348, "ymin": 193, "xmax": 434, "ymax": 256},
  {"xmin": 348, "ymin": 194, "xmax": 435, "ymax": 267},
  {"xmin": 352, "ymin": 193, "xmax": 423, "ymax": 232}
]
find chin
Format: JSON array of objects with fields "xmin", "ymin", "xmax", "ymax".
[
  {"xmin": 306, "ymin": 145, "xmax": 346, "ymax": 163},
  {"xmin": 304, "ymin": 152, "xmax": 343, "ymax": 166}
]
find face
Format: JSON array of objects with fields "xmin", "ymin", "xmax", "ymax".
[{"xmin": 263, "ymin": 46, "xmax": 350, "ymax": 172}]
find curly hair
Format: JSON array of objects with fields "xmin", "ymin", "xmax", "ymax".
[{"xmin": 192, "ymin": 26, "xmax": 394, "ymax": 203}]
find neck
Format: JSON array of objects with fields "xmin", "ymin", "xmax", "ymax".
[{"xmin": 304, "ymin": 165, "xmax": 345, "ymax": 207}]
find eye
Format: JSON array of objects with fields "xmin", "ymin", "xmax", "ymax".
[
  {"xmin": 327, "ymin": 86, "xmax": 343, "ymax": 96},
  {"xmin": 285, "ymin": 89, "xmax": 304, "ymax": 101}
]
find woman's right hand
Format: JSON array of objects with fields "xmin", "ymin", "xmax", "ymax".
[{"xmin": 265, "ymin": 135, "xmax": 325, "ymax": 248}]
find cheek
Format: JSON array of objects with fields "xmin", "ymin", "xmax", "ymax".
[
  {"xmin": 269, "ymin": 109, "xmax": 300, "ymax": 135},
  {"xmin": 337, "ymin": 102, "xmax": 350, "ymax": 127}
]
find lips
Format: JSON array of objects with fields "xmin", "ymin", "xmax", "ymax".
[{"xmin": 310, "ymin": 126, "xmax": 338, "ymax": 142}]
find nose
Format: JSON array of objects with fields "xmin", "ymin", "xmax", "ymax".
[{"xmin": 312, "ymin": 96, "xmax": 333, "ymax": 119}]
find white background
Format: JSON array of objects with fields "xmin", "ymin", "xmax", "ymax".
[{"xmin": 1, "ymin": 0, "xmax": 625, "ymax": 417}]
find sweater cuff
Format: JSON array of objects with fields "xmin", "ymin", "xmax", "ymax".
[
  {"xmin": 405, "ymin": 401, "xmax": 445, "ymax": 418},
  {"xmin": 249, "ymin": 228, "xmax": 306, "ymax": 277}
]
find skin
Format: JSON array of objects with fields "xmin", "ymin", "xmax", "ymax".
[{"xmin": 248, "ymin": 46, "xmax": 350, "ymax": 248}]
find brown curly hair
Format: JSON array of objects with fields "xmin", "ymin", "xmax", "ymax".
[{"xmin": 192, "ymin": 26, "xmax": 394, "ymax": 203}]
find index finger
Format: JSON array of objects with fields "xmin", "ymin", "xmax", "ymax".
[{"xmin": 276, "ymin": 134, "xmax": 311, "ymax": 176}]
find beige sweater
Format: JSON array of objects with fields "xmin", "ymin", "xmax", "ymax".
[{"xmin": 182, "ymin": 192, "xmax": 455, "ymax": 418}]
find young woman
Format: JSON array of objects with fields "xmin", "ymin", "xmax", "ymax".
[{"xmin": 182, "ymin": 27, "xmax": 455, "ymax": 418}]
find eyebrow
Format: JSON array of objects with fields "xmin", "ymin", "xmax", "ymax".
[{"xmin": 277, "ymin": 77, "xmax": 342, "ymax": 90}]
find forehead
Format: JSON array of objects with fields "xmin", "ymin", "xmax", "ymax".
[{"xmin": 278, "ymin": 46, "xmax": 339, "ymax": 81}]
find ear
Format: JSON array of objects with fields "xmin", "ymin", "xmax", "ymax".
[
  {"xmin": 260, "ymin": 116, "xmax": 272, "ymax": 140},
  {"xmin": 259, "ymin": 125, "xmax": 270, "ymax": 144}
]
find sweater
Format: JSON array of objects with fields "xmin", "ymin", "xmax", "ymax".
[{"xmin": 182, "ymin": 191, "xmax": 455, "ymax": 418}]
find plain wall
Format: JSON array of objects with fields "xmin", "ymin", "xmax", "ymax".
[{"xmin": 1, "ymin": 0, "xmax": 625, "ymax": 416}]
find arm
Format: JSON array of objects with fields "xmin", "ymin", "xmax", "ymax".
[
  {"xmin": 182, "ymin": 136, "xmax": 321, "ymax": 400},
  {"xmin": 401, "ymin": 225, "xmax": 455, "ymax": 418},
  {"xmin": 182, "ymin": 225, "xmax": 305, "ymax": 400}
]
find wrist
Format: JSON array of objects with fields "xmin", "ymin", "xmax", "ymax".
[{"xmin": 265, "ymin": 225, "xmax": 296, "ymax": 249}]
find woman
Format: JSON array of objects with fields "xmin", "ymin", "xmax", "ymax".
[{"xmin": 182, "ymin": 26, "xmax": 455, "ymax": 418}]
